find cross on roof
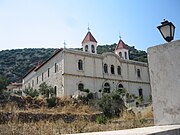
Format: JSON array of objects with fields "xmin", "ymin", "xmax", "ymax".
[
  {"xmin": 119, "ymin": 33, "xmax": 121, "ymax": 40},
  {"xmin": 88, "ymin": 23, "xmax": 90, "ymax": 32},
  {"xmin": 63, "ymin": 41, "xmax": 66, "ymax": 48}
]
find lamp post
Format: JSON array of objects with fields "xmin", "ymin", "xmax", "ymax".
[{"xmin": 157, "ymin": 19, "xmax": 175, "ymax": 42}]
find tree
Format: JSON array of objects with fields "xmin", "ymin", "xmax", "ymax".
[
  {"xmin": 0, "ymin": 75, "xmax": 9, "ymax": 94},
  {"xmin": 38, "ymin": 82, "xmax": 55, "ymax": 98},
  {"xmin": 23, "ymin": 88, "xmax": 39, "ymax": 97},
  {"xmin": 98, "ymin": 89, "xmax": 126, "ymax": 118}
]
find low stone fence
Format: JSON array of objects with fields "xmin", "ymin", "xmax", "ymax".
[{"xmin": 0, "ymin": 111, "xmax": 102, "ymax": 124}]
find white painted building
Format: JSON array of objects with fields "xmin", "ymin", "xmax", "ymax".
[{"xmin": 22, "ymin": 31, "xmax": 151, "ymax": 103}]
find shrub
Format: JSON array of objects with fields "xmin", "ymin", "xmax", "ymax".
[
  {"xmin": 87, "ymin": 92, "xmax": 94, "ymax": 99},
  {"xmin": 46, "ymin": 97, "xmax": 57, "ymax": 108},
  {"xmin": 23, "ymin": 88, "xmax": 39, "ymax": 98},
  {"xmin": 98, "ymin": 89, "xmax": 126, "ymax": 118},
  {"xmin": 39, "ymin": 82, "xmax": 55, "ymax": 98},
  {"xmin": 96, "ymin": 115, "xmax": 107, "ymax": 124}
]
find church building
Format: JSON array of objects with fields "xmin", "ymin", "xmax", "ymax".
[{"xmin": 22, "ymin": 30, "xmax": 151, "ymax": 103}]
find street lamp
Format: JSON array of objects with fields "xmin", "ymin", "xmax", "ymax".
[{"xmin": 157, "ymin": 19, "xmax": 175, "ymax": 42}]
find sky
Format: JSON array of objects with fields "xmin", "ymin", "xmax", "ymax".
[{"xmin": 0, "ymin": 0, "xmax": 179, "ymax": 51}]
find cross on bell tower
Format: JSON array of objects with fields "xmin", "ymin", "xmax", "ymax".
[{"xmin": 81, "ymin": 27, "xmax": 97, "ymax": 54}]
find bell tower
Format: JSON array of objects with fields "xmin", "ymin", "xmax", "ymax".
[
  {"xmin": 115, "ymin": 39, "xmax": 129, "ymax": 60},
  {"xmin": 82, "ymin": 29, "xmax": 97, "ymax": 54}
]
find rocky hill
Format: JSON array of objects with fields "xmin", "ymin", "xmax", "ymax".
[{"xmin": 0, "ymin": 44, "xmax": 147, "ymax": 82}]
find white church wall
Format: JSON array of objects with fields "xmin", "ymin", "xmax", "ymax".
[
  {"xmin": 22, "ymin": 50, "xmax": 64, "ymax": 97},
  {"xmin": 64, "ymin": 50, "xmax": 103, "ymax": 77}
]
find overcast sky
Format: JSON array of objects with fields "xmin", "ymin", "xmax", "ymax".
[{"xmin": 0, "ymin": 0, "xmax": 179, "ymax": 51}]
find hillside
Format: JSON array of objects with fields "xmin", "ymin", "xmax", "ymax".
[{"xmin": 0, "ymin": 44, "xmax": 147, "ymax": 82}]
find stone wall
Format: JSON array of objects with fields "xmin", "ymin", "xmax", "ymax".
[{"xmin": 148, "ymin": 40, "xmax": 180, "ymax": 125}]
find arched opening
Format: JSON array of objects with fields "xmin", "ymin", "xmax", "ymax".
[
  {"xmin": 119, "ymin": 52, "xmax": 122, "ymax": 58},
  {"xmin": 103, "ymin": 82, "xmax": 110, "ymax": 93},
  {"xmin": 117, "ymin": 66, "xmax": 121, "ymax": 75},
  {"xmin": 138, "ymin": 88, "xmax": 143, "ymax": 101},
  {"xmin": 78, "ymin": 83, "xmax": 84, "ymax": 91},
  {"xmin": 137, "ymin": 69, "xmax": 141, "ymax": 78},
  {"xmin": 91, "ymin": 45, "xmax": 95, "ymax": 53},
  {"xmin": 111, "ymin": 65, "xmax": 115, "ymax": 74},
  {"xmin": 104, "ymin": 63, "xmax": 108, "ymax": 73},
  {"xmin": 85, "ymin": 45, "xmax": 88, "ymax": 52},
  {"xmin": 118, "ymin": 84, "xmax": 123, "ymax": 90},
  {"xmin": 139, "ymin": 88, "xmax": 143, "ymax": 97},
  {"xmin": 125, "ymin": 52, "xmax": 127, "ymax": 59},
  {"xmin": 78, "ymin": 60, "xmax": 83, "ymax": 70}
]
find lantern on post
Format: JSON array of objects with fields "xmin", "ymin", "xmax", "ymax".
[{"xmin": 157, "ymin": 19, "xmax": 175, "ymax": 42}]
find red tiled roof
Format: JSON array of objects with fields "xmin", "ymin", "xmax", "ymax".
[
  {"xmin": 115, "ymin": 40, "xmax": 128, "ymax": 50},
  {"xmin": 82, "ymin": 31, "xmax": 97, "ymax": 44}
]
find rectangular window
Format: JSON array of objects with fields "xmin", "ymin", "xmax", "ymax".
[
  {"xmin": 48, "ymin": 68, "xmax": 50, "ymax": 77},
  {"xmin": 32, "ymin": 80, "xmax": 34, "ymax": 87},
  {"xmin": 55, "ymin": 63, "xmax": 57, "ymax": 73},
  {"xmin": 28, "ymin": 83, "xmax": 30, "ymax": 88},
  {"xmin": 42, "ymin": 72, "xmax": 44, "ymax": 81},
  {"xmin": 37, "ymin": 76, "xmax": 38, "ymax": 84}
]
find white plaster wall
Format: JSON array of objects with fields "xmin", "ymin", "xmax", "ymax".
[
  {"xmin": 22, "ymin": 51, "xmax": 64, "ymax": 97},
  {"xmin": 64, "ymin": 50, "xmax": 102, "ymax": 77},
  {"xmin": 22, "ymin": 48, "xmax": 150, "ymax": 103},
  {"xmin": 22, "ymin": 71, "xmax": 36, "ymax": 90},
  {"xmin": 127, "ymin": 63, "xmax": 150, "ymax": 82},
  {"xmin": 148, "ymin": 40, "xmax": 180, "ymax": 125},
  {"xmin": 115, "ymin": 48, "xmax": 129, "ymax": 60},
  {"xmin": 82, "ymin": 41, "xmax": 97, "ymax": 54}
]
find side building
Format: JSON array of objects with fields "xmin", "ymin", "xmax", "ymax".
[{"xmin": 22, "ymin": 31, "xmax": 151, "ymax": 104}]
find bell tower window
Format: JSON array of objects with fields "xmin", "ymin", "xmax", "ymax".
[
  {"xmin": 85, "ymin": 45, "xmax": 88, "ymax": 52},
  {"xmin": 119, "ymin": 52, "xmax": 122, "ymax": 58},
  {"xmin": 125, "ymin": 52, "xmax": 127, "ymax": 59},
  {"xmin": 91, "ymin": 45, "xmax": 95, "ymax": 53}
]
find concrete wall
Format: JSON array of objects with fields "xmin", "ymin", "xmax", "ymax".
[
  {"xmin": 69, "ymin": 125, "xmax": 180, "ymax": 135},
  {"xmin": 148, "ymin": 40, "xmax": 180, "ymax": 125}
]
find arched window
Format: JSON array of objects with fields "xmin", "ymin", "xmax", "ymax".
[
  {"xmin": 111, "ymin": 65, "xmax": 115, "ymax": 74},
  {"xmin": 125, "ymin": 52, "xmax": 127, "ymax": 59},
  {"xmin": 103, "ymin": 82, "xmax": 110, "ymax": 93},
  {"xmin": 85, "ymin": 45, "xmax": 88, "ymax": 52},
  {"xmin": 91, "ymin": 45, "xmax": 95, "ymax": 53},
  {"xmin": 119, "ymin": 52, "xmax": 122, "ymax": 58},
  {"xmin": 118, "ymin": 84, "xmax": 123, "ymax": 90},
  {"xmin": 78, "ymin": 60, "xmax": 83, "ymax": 70},
  {"xmin": 78, "ymin": 83, "xmax": 84, "ymax": 91},
  {"xmin": 54, "ymin": 86, "xmax": 57, "ymax": 97},
  {"xmin": 104, "ymin": 64, "xmax": 108, "ymax": 73},
  {"xmin": 137, "ymin": 69, "xmax": 141, "ymax": 78},
  {"xmin": 138, "ymin": 88, "xmax": 143, "ymax": 100},
  {"xmin": 117, "ymin": 66, "xmax": 121, "ymax": 75}
]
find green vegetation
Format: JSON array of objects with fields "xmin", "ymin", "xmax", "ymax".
[
  {"xmin": 0, "ymin": 48, "xmax": 55, "ymax": 82},
  {"xmin": 0, "ymin": 75, "xmax": 9, "ymax": 94},
  {"xmin": 0, "ymin": 45, "xmax": 147, "ymax": 83},
  {"xmin": 23, "ymin": 88, "xmax": 39, "ymax": 98}
]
